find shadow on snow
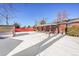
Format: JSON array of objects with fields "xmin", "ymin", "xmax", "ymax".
[{"xmin": 13, "ymin": 34, "xmax": 65, "ymax": 56}]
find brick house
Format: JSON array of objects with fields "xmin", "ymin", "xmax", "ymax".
[{"xmin": 34, "ymin": 18, "xmax": 79, "ymax": 34}]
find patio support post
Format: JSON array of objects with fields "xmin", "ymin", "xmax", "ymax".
[
  {"xmin": 65, "ymin": 23, "xmax": 68, "ymax": 34},
  {"xmin": 57, "ymin": 24, "xmax": 60, "ymax": 34}
]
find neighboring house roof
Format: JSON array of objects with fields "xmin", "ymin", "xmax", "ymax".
[
  {"xmin": 68, "ymin": 18, "xmax": 79, "ymax": 23},
  {"xmin": 0, "ymin": 25, "xmax": 15, "ymax": 29},
  {"xmin": 0, "ymin": 25, "xmax": 14, "ymax": 27},
  {"xmin": 0, "ymin": 25, "xmax": 15, "ymax": 32}
]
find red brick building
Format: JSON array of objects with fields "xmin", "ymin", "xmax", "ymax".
[{"xmin": 34, "ymin": 18, "xmax": 79, "ymax": 34}]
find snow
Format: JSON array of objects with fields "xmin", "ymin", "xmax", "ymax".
[
  {"xmin": 7, "ymin": 32, "xmax": 79, "ymax": 56},
  {"xmin": 39, "ymin": 35, "xmax": 79, "ymax": 56}
]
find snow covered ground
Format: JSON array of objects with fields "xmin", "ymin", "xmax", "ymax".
[{"xmin": 6, "ymin": 32, "xmax": 79, "ymax": 56}]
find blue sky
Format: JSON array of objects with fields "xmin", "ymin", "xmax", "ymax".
[{"xmin": 0, "ymin": 3, "xmax": 79, "ymax": 26}]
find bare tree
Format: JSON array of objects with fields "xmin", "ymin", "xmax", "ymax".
[
  {"xmin": 61, "ymin": 11, "xmax": 69, "ymax": 34},
  {"xmin": 56, "ymin": 10, "xmax": 68, "ymax": 34},
  {"xmin": 57, "ymin": 11, "xmax": 68, "ymax": 22},
  {"xmin": 0, "ymin": 3, "xmax": 14, "ymax": 25},
  {"xmin": 34, "ymin": 20, "xmax": 38, "ymax": 26},
  {"xmin": 57, "ymin": 12, "xmax": 62, "ymax": 22},
  {"xmin": 40, "ymin": 17, "xmax": 46, "ymax": 25},
  {"xmin": 56, "ymin": 12, "xmax": 61, "ymax": 33}
]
